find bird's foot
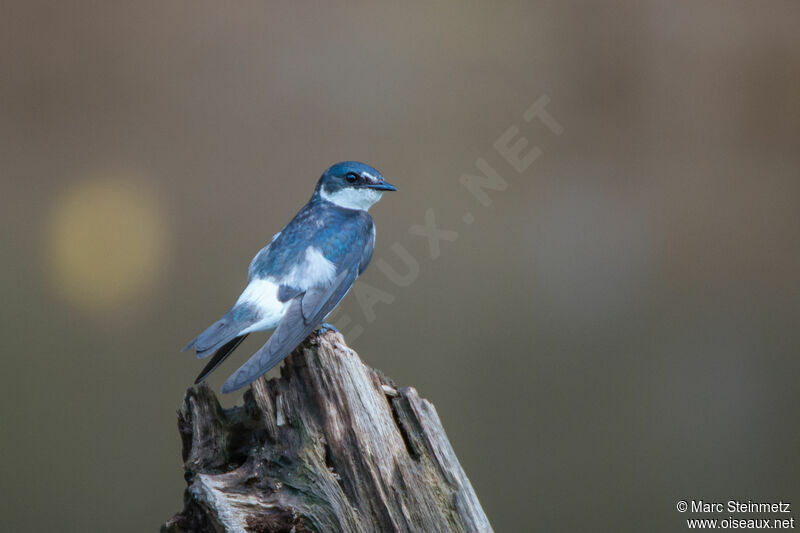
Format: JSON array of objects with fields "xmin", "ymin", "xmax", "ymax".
[{"xmin": 317, "ymin": 322, "xmax": 339, "ymax": 335}]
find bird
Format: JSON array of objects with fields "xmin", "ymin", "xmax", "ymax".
[{"xmin": 183, "ymin": 161, "xmax": 397, "ymax": 393}]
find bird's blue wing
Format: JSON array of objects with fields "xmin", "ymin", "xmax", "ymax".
[
  {"xmin": 220, "ymin": 266, "xmax": 358, "ymax": 393},
  {"xmin": 248, "ymin": 203, "xmax": 373, "ymax": 282},
  {"xmin": 359, "ymin": 224, "xmax": 376, "ymax": 275}
]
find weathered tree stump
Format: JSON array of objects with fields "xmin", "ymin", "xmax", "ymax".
[{"xmin": 162, "ymin": 330, "xmax": 492, "ymax": 533}]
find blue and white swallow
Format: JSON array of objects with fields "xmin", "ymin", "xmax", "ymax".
[{"xmin": 183, "ymin": 161, "xmax": 396, "ymax": 393}]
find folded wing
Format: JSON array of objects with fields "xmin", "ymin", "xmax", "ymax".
[{"xmin": 220, "ymin": 266, "xmax": 358, "ymax": 393}]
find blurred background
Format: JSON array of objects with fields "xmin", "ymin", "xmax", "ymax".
[{"xmin": 2, "ymin": 2, "xmax": 799, "ymax": 531}]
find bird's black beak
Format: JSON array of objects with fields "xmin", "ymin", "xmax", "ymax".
[{"xmin": 366, "ymin": 182, "xmax": 397, "ymax": 192}]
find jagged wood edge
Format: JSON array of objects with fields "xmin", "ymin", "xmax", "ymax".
[{"xmin": 162, "ymin": 331, "xmax": 492, "ymax": 533}]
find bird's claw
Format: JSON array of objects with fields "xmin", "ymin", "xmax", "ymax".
[{"xmin": 317, "ymin": 322, "xmax": 339, "ymax": 335}]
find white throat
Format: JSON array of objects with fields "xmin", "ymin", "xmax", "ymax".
[{"xmin": 320, "ymin": 187, "xmax": 383, "ymax": 211}]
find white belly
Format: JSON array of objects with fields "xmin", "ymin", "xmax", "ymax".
[{"xmin": 235, "ymin": 278, "xmax": 289, "ymax": 333}]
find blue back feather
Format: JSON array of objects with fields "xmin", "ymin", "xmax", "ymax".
[{"xmin": 249, "ymin": 197, "xmax": 373, "ymax": 283}]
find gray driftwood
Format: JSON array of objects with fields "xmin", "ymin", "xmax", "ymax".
[{"xmin": 162, "ymin": 330, "xmax": 492, "ymax": 533}]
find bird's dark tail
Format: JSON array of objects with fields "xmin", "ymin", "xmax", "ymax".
[
  {"xmin": 194, "ymin": 334, "xmax": 248, "ymax": 384},
  {"xmin": 183, "ymin": 305, "xmax": 258, "ymax": 358}
]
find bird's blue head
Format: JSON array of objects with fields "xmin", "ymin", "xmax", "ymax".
[{"xmin": 315, "ymin": 161, "xmax": 397, "ymax": 211}]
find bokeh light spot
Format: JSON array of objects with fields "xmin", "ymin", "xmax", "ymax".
[{"xmin": 47, "ymin": 176, "xmax": 168, "ymax": 311}]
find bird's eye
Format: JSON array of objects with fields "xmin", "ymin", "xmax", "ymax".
[{"xmin": 345, "ymin": 172, "xmax": 359, "ymax": 183}]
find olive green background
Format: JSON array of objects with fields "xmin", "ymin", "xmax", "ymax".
[{"xmin": 2, "ymin": 2, "xmax": 799, "ymax": 532}]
